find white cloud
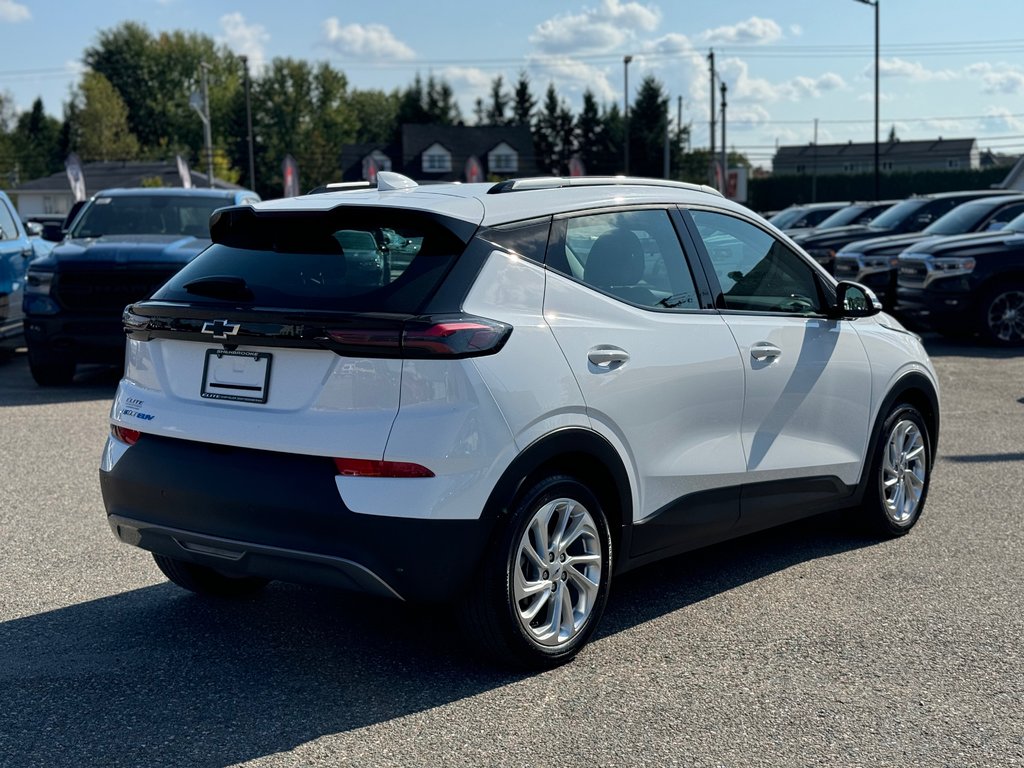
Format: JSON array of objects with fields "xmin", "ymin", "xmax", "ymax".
[
  {"xmin": 877, "ymin": 58, "xmax": 956, "ymax": 82},
  {"xmin": 966, "ymin": 63, "xmax": 1024, "ymax": 95},
  {"xmin": 787, "ymin": 72, "xmax": 845, "ymax": 99},
  {"xmin": 218, "ymin": 13, "xmax": 269, "ymax": 71},
  {"xmin": 531, "ymin": 0, "xmax": 661, "ymax": 54},
  {"xmin": 0, "ymin": 0, "xmax": 29, "ymax": 22},
  {"xmin": 789, "ymin": 24, "xmax": 803, "ymax": 37},
  {"xmin": 980, "ymin": 107, "xmax": 1024, "ymax": 133},
  {"xmin": 322, "ymin": 19, "xmax": 415, "ymax": 60},
  {"xmin": 530, "ymin": 56, "xmax": 617, "ymax": 104},
  {"xmin": 702, "ymin": 17, "xmax": 783, "ymax": 45}
]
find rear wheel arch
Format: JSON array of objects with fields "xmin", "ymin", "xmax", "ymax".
[{"xmin": 481, "ymin": 429, "xmax": 633, "ymax": 564}]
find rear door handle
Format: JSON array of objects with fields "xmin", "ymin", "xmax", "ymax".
[
  {"xmin": 588, "ymin": 347, "xmax": 630, "ymax": 368},
  {"xmin": 750, "ymin": 342, "xmax": 782, "ymax": 361}
]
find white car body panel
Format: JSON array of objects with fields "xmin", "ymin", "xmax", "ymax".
[
  {"xmin": 719, "ymin": 315, "xmax": 872, "ymax": 486},
  {"xmin": 543, "ymin": 269, "xmax": 748, "ymax": 523}
]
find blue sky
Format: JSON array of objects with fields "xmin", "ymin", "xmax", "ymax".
[{"xmin": 2, "ymin": 0, "xmax": 1024, "ymax": 169}]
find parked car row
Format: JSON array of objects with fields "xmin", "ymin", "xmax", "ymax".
[{"xmin": 772, "ymin": 191, "xmax": 1024, "ymax": 345}]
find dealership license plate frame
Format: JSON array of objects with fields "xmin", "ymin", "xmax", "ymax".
[{"xmin": 201, "ymin": 349, "xmax": 272, "ymax": 403}]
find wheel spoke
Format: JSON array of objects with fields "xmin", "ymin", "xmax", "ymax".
[
  {"xmin": 519, "ymin": 587, "xmax": 551, "ymax": 622},
  {"xmin": 558, "ymin": 582, "xmax": 576, "ymax": 638},
  {"xmin": 514, "ymin": 566, "xmax": 551, "ymax": 602},
  {"xmin": 567, "ymin": 563, "xmax": 600, "ymax": 600}
]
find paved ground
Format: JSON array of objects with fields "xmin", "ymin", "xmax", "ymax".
[{"xmin": 1, "ymin": 339, "xmax": 1022, "ymax": 768}]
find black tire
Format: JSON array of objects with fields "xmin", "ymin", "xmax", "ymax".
[
  {"xmin": 458, "ymin": 475, "xmax": 612, "ymax": 669},
  {"xmin": 152, "ymin": 553, "xmax": 270, "ymax": 598},
  {"xmin": 28, "ymin": 350, "xmax": 75, "ymax": 386},
  {"xmin": 860, "ymin": 404, "xmax": 931, "ymax": 537},
  {"xmin": 977, "ymin": 282, "xmax": 1024, "ymax": 346}
]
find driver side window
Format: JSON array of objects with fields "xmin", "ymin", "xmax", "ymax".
[{"xmin": 690, "ymin": 210, "xmax": 823, "ymax": 314}]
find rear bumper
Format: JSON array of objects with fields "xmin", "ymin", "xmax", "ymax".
[{"xmin": 99, "ymin": 434, "xmax": 495, "ymax": 602}]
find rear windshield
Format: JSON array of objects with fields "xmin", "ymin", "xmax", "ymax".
[
  {"xmin": 70, "ymin": 194, "xmax": 235, "ymax": 238},
  {"xmin": 152, "ymin": 207, "xmax": 470, "ymax": 313}
]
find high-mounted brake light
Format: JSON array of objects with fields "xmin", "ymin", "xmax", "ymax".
[
  {"xmin": 333, "ymin": 458, "xmax": 434, "ymax": 478},
  {"xmin": 111, "ymin": 425, "xmax": 141, "ymax": 445}
]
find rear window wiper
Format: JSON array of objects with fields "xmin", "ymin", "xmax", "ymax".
[{"xmin": 183, "ymin": 275, "xmax": 255, "ymax": 302}]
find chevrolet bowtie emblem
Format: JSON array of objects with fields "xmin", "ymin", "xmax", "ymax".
[{"xmin": 201, "ymin": 320, "xmax": 241, "ymax": 340}]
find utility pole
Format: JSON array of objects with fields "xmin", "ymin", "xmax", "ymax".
[
  {"xmin": 812, "ymin": 118, "xmax": 819, "ymax": 202},
  {"xmin": 623, "ymin": 55, "xmax": 633, "ymax": 175},
  {"xmin": 663, "ymin": 102, "xmax": 671, "ymax": 179},
  {"xmin": 720, "ymin": 81, "xmax": 728, "ymax": 198},
  {"xmin": 201, "ymin": 62, "xmax": 214, "ymax": 187},
  {"xmin": 708, "ymin": 50, "xmax": 716, "ymax": 188},
  {"xmin": 241, "ymin": 55, "xmax": 256, "ymax": 191}
]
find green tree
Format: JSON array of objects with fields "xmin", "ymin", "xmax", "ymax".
[
  {"xmin": 349, "ymin": 89, "xmax": 400, "ymax": 144},
  {"xmin": 72, "ymin": 71, "xmax": 139, "ymax": 161},
  {"xmin": 486, "ymin": 75, "xmax": 509, "ymax": 126},
  {"xmin": 12, "ymin": 98, "xmax": 62, "ymax": 180},
  {"xmin": 533, "ymin": 84, "xmax": 576, "ymax": 175},
  {"xmin": 511, "ymin": 71, "xmax": 536, "ymax": 126},
  {"xmin": 627, "ymin": 75, "xmax": 669, "ymax": 178}
]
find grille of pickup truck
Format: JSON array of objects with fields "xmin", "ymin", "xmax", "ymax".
[{"xmin": 54, "ymin": 268, "xmax": 181, "ymax": 312}]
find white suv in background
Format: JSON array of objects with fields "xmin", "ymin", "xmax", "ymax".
[{"xmin": 100, "ymin": 173, "xmax": 939, "ymax": 667}]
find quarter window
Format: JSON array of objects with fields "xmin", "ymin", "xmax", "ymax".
[
  {"xmin": 0, "ymin": 199, "xmax": 18, "ymax": 241},
  {"xmin": 690, "ymin": 210, "xmax": 824, "ymax": 315},
  {"xmin": 552, "ymin": 209, "xmax": 699, "ymax": 310}
]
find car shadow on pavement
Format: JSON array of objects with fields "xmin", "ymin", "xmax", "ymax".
[
  {"xmin": 0, "ymin": 513, "xmax": 879, "ymax": 768},
  {"xmin": 920, "ymin": 335, "xmax": 1023, "ymax": 359},
  {"xmin": 0, "ymin": 350, "xmax": 119, "ymax": 406}
]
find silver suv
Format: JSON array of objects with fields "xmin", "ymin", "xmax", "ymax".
[{"xmin": 100, "ymin": 173, "xmax": 939, "ymax": 667}]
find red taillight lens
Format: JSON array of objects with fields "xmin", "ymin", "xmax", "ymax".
[
  {"xmin": 333, "ymin": 458, "xmax": 434, "ymax": 478},
  {"xmin": 111, "ymin": 425, "xmax": 141, "ymax": 445},
  {"xmin": 323, "ymin": 314, "xmax": 511, "ymax": 359},
  {"xmin": 402, "ymin": 317, "xmax": 511, "ymax": 357}
]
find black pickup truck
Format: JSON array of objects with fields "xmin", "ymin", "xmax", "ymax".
[
  {"xmin": 895, "ymin": 213, "xmax": 1024, "ymax": 346},
  {"xmin": 23, "ymin": 187, "xmax": 259, "ymax": 384}
]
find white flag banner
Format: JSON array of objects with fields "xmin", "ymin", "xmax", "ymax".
[
  {"xmin": 65, "ymin": 153, "xmax": 86, "ymax": 202},
  {"xmin": 176, "ymin": 154, "xmax": 193, "ymax": 188}
]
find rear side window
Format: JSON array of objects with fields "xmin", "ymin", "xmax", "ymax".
[
  {"xmin": 550, "ymin": 209, "xmax": 699, "ymax": 310},
  {"xmin": 153, "ymin": 207, "xmax": 469, "ymax": 313}
]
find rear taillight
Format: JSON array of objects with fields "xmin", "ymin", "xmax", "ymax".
[
  {"xmin": 325, "ymin": 314, "xmax": 511, "ymax": 359},
  {"xmin": 333, "ymin": 458, "xmax": 434, "ymax": 478},
  {"xmin": 111, "ymin": 425, "xmax": 141, "ymax": 445}
]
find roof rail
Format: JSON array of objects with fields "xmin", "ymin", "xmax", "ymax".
[
  {"xmin": 306, "ymin": 181, "xmax": 373, "ymax": 195},
  {"xmin": 487, "ymin": 176, "xmax": 722, "ymax": 197}
]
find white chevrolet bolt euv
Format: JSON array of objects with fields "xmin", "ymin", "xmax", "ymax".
[{"xmin": 100, "ymin": 172, "xmax": 939, "ymax": 667}]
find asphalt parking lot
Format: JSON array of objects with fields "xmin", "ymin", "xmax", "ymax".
[{"xmin": 1, "ymin": 339, "xmax": 1022, "ymax": 768}]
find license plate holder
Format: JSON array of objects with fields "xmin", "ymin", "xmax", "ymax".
[{"xmin": 201, "ymin": 349, "xmax": 272, "ymax": 403}]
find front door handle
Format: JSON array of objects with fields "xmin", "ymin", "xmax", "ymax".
[
  {"xmin": 588, "ymin": 347, "xmax": 630, "ymax": 368},
  {"xmin": 750, "ymin": 342, "xmax": 782, "ymax": 361}
]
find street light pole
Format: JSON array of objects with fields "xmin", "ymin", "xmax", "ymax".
[
  {"xmin": 623, "ymin": 55, "xmax": 633, "ymax": 175},
  {"xmin": 241, "ymin": 55, "xmax": 256, "ymax": 191},
  {"xmin": 855, "ymin": 0, "xmax": 880, "ymax": 199}
]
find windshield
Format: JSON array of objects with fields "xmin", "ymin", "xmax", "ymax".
[
  {"xmin": 923, "ymin": 201, "xmax": 992, "ymax": 235},
  {"xmin": 1005, "ymin": 211, "xmax": 1024, "ymax": 233},
  {"xmin": 868, "ymin": 198, "xmax": 927, "ymax": 229},
  {"xmin": 70, "ymin": 194, "xmax": 234, "ymax": 239},
  {"xmin": 815, "ymin": 205, "xmax": 870, "ymax": 229},
  {"xmin": 768, "ymin": 208, "xmax": 806, "ymax": 229}
]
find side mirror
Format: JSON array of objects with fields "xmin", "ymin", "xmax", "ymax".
[
  {"xmin": 41, "ymin": 223, "xmax": 64, "ymax": 242},
  {"xmin": 830, "ymin": 280, "xmax": 882, "ymax": 319},
  {"xmin": 24, "ymin": 221, "xmax": 43, "ymax": 237}
]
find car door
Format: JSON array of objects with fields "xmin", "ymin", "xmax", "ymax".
[
  {"xmin": 0, "ymin": 196, "xmax": 32, "ymax": 343},
  {"xmin": 542, "ymin": 207, "xmax": 747, "ymax": 558},
  {"xmin": 683, "ymin": 208, "xmax": 873, "ymax": 528}
]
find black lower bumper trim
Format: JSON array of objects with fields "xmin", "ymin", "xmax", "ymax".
[{"xmin": 109, "ymin": 514, "xmax": 404, "ymax": 599}]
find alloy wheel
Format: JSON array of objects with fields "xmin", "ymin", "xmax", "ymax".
[
  {"xmin": 513, "ymin": 497, "xmax": 602, "ymax": 647},
  {"xmin": 880, "ymin": 419, "xmax": 927, "ymax": 526}
]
